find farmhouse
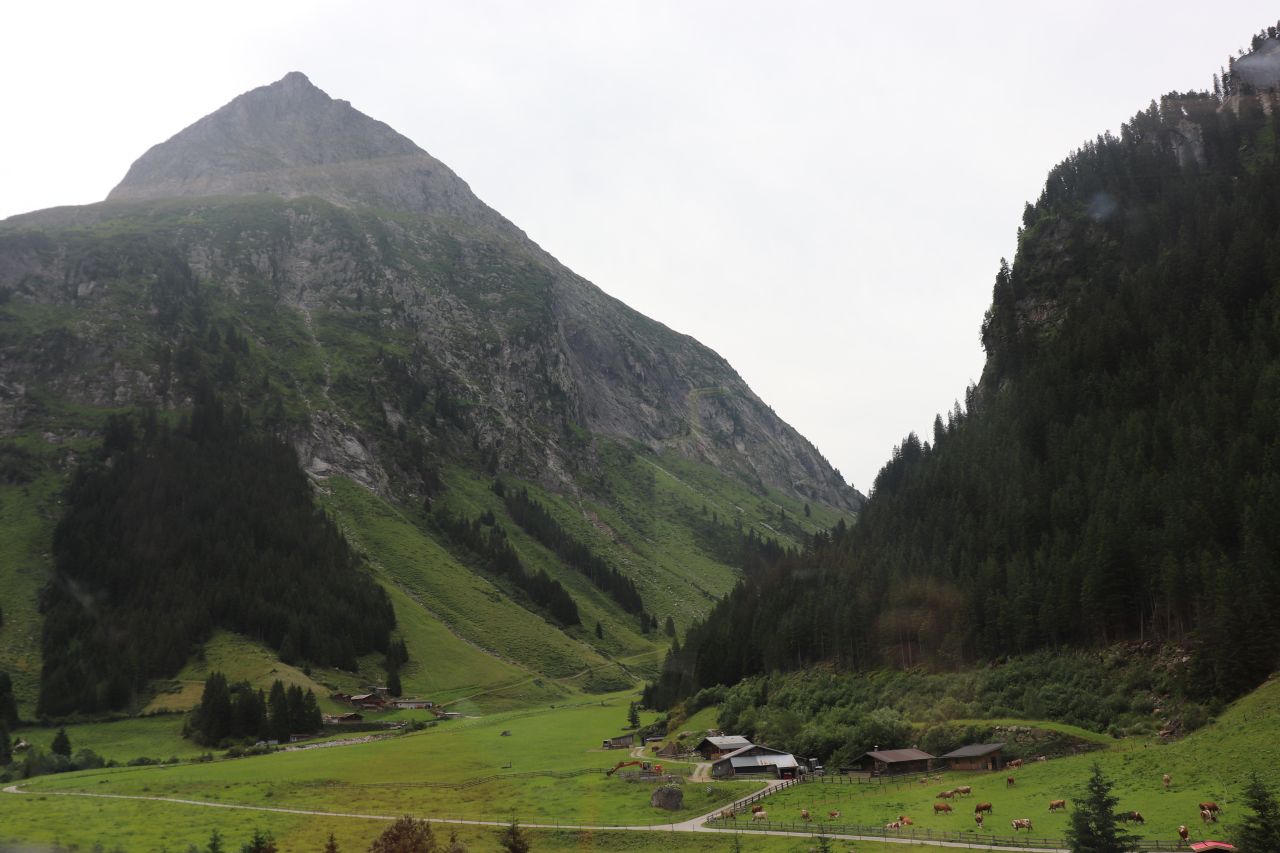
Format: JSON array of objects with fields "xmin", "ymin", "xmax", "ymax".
[
  {"xmin": 696, "ymin": 735, "xmax": 752, "ymax": 760},
  {"xmin": 711, "ymin": 744, "xmax": 800, "ymax": 779},
  {"xmin": 940, "ymin": 743, "xmax": 1006, "ymax": 771},
  {"xmin": 847, "ymin": 748, "xmax": 936, "ymax": 776},
  {"xmin": 388, "ymin": 698, "xmax": 434, "ymax": 710},
  {"xmin": 602, "ymin": 732, "xmax": 637, "ymax": 749},
  {"xmin": 350, "ymin": 693, "xmax": 385, "ymax": 710}
]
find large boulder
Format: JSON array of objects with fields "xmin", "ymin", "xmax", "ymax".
[{"xmin": 650, "ymin": 785, "xmax": 684, "ymax": 811}]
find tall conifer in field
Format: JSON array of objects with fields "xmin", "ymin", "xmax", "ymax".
[
  {"xmin": 1065, "ymin": 764, "xmax": 1137, "ymax": 853},
  {"xmin": 1236, "ymin": 773, "xmax": 1280, "ymax": 853}
]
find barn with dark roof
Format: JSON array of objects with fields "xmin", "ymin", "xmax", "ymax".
[
  {"xmin": 847, "ymin": 748, "xmax": 935, "ymax": 775},
  {"xmin": 940, "ymin": 743, "xmax": 1006, "ymax": 771}
]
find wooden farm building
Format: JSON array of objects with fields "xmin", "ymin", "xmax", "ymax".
[
  {"xmin": 388, "ymin": 698, "xmax": 434, "ymax": 710},
  {"xmin": 602, "ymin": 732, "xmax": 637, "ymax": 749},
  {"xmin": 349, "ymin": 693, "xmax": 386, "ymax": 711},
  {"xmin": 711, "ymin": 744, "xmax": 800, "ymax": 779},
  {"xmin": 696, "ymin": 735, "xmax": 752, "ymax": 760},
  {"xmin": 940, "ymin": 743, "xmax": 1006, "ymax": 771},
  {"xmin": 847, "ymin": 748, "xmax": 936, "ymax": 776}
]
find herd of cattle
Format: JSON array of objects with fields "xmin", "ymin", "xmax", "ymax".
[{"xmin": 718, "ymin": 767, "xmax": 1227, "ymax": 841}]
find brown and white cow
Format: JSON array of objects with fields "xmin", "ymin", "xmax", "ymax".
[
  {"xmin": 1007, "ymin": 759, "xmax": 1024, "ymax": 769},
  {"xmin": 956, "ymin": 785, "xmax": 972, "ymax": 797},
  {"xmin": 1007, "ymin": 776, "xmax": 1017, "ymax": 787},
  {"xmin": 937, "ymin": 790, "xmax": 955, "ymax": 799},
  {"xmin": 899, "ymin": 816, "xmax": 914, "ymax": 825},
  {"xmin": 1199, "ymin": 802, "xmax": 1221, "ymax": 817},
  {"xmin": 719, "ymin": 809, "xmax": 736, "ymax": 821},
  {"xmin": 975, "ymin": 814, "xmax": 985, "ymax": 827},
  {"xmin": 1120, "ymin": 811, "xmax": 1144, "ymax": 824},
  {"xmin": 751, "ymin": 804, "xmax": 764, "ymax": 814},
  {"xmin": 828, "ymin": 810, "xmax": 841, "ymax": 819},
  {"xmin": 1178, "ymin": 825, "xmax": 1190, "ymax": 843},
  {"xmin": 1012, "ymin": 819, "xmax": 1033, "ymax": 832},
  {"xmin": 1200, "ymin": 809, "xmax": 1217, "ymax": 825},
  {"xmin": 885, "ymin": 821, "xmax": 903, "ymax": 830},
  {"xmin": 933, "ymin": 803, "xmax": 953, "ymax": 815},
  {"xmin": 801, "ymin": 809, "xmax": 811, "ymax": 821},
  {"xmin": 1049, "ymin": 800, "xmax": 1066, "ymax": 812},
  {"xmin": 1163, "ymin": 773, "xmax": 1172, "ymax": 790},
  {"xmin": 752, "ymin": 810, "xmax": 768, "ymax": 822},
  {"xmin": 975, "ymin": 802, "xmax": 994, "ymax": 815}
]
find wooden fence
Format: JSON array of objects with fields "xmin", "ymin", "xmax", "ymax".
[{"xmin": 705, "ymin": 815, "xmax": 1182, "ymax": 851}]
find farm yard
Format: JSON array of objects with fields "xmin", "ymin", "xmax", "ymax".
[{"xmin": 4, "ymin": 677, "xmax": 1280, "ymax": 851}]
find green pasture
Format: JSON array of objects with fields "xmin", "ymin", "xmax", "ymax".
[
  {"xmin": 10, "ymin": 715, "xmax": 205, "ymax": 764},
  {"xmin": 752, "ymin": 677, "xmax": 1280, "ymax": 844},
  {"xmin": 9, "ymin": 692, "xmax": 766, "ymax": 835}
]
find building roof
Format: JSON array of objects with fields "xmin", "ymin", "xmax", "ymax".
[
  {"xmin": 700, "ymin": 735, "xmax": 752, "ymax": 750},
  {"xmin": 1190, "ymin": 844, "xmax": 1237, "ymax": 852},
  {"xmin": 729, "ymin": 753, "xmax": 799, "ymax": 770},
  {"xmin": 860, "ymin": 748, "xmax": 935, "ymax": 764},
  {"xmin": 940, "ymin": 743, "xmax": 1006, "ymax": 759},
  {"xmin": 720, "ymin": 744, "xmax": 790, "ymax": 760}
]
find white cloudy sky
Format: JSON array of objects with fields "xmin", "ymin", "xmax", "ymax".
[{"xmin": 4, "ymin": 2, "xmax": 1277, "ymax": 492}]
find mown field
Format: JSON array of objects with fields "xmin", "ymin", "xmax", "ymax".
[
  {"xmin": 735, "ymin": 676, "xmax": 1280, "ymax": 845},
  {"xmin": 1, "ymin": 692, "xmax": 766, "ymax": 850}
]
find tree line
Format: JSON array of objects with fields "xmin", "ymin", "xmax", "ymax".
[
  {"xmin": 433, "ymin": 506, "xmax": 580, "ymax": 627},
  {"xmin": 186, "ymin": 672, "xmax": 323, "ymax": 747},
  {"xmin": 496, "ymin": 481, "xmax": 645, "ymax": 615},
  {"xmin": 38, "ymin": 388, "xmax": 397, "ymax": 717},
  {"xmin": 647, "ymin": 38, "xmax": 1280, "ymax": 710}
]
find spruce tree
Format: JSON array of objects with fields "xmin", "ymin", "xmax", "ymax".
[
  {"xmin": 628, "ymin": 702, "xmax": 640, "ymax": 729},
  {"xmin": 51, "ymin": 727, "xmax": 71, "ymax": 758},
  {"xmin": 322, "ymin": 833, "xmax": 340, "ymax": 853},
  {"xmin": 0, "ymin": 719, "xmax": 11, "ymax": 766},
  {"xmin": 0, "ymin": 671, "xmax": 18, "ymax": 727},
  {"xmin": 388, "ymin": 669, "xmax": 403, "ymax": 698},
  {"xmin": 497, "ymin": 820, "xmax": 529, "ymax": 853},
  {"xmin": 1236, "ymin": 773, "xmax": 1280, "ymax": 853},
  {"xmin": 1065, "ymin": 764, "xmax": 1137, "ymax": 853}
]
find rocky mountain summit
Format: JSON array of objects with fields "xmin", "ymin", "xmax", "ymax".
[{"xmin": 3, "ymin": 73, "xmax": 861, "ymax": 511}]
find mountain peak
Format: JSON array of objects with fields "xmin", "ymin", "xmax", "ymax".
[{"xmin": 107, "ymin": 73, "xmax": 511, "ymax": 228}]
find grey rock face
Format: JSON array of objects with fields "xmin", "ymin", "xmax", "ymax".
[{"xmin": 4, "ymin": 73, "xmax": 863, "ymax": 511}]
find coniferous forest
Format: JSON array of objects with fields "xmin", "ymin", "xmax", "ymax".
[
  {"xmin": 646, "ymin": 48, "xmax": 1280, "ymax": 710},
  {"xmin": 38, "ymin": 389, "xmax": 395, "ymax": 717}
]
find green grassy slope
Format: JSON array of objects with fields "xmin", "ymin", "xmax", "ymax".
[{"xmin": 752, "ymin": 676, "xmax": 1280, "ymax": 843}]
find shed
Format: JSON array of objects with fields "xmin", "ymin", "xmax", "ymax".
[
  {"xmin": 602, "ymin": 732, "xmax": 637, "ymax": 749},
  {"xmin": 940, "ymin": 742, "xmax": 1006, "ymax": 771},
  {"xmin": 711, "ymin": 744, "xmax": 799, "ymax": 779},
  {"xmin": 696, "ymin": 735, "xmax": 752, "ymax": 760},
  {"xmin": 849, "ymin": 748, "xmax": 935, "ymax": 776}
]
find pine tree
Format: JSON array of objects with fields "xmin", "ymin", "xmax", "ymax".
[
  {"xmin": 0, "ymin": 671, "xmax": 18, "ymax": 727},
  {"xmin": 0, "ymin": 719, "xmax": 11, "ymax": 766},
  {"xmin": 239, "ymin": 829, "xmax": 277, "ymax": 853},
  {"xmin": 628, "ymin": 702, "xmax": 640, "ymax": 729},
  {"xmin": 388, "ymin": 669, "xmax": 403, "ymax": 698},
  {"xmin": 1236, "ymin": 773, "xmax": 1280, "ymax": 853},
  {"xmin": 664, "ymin": 616, "xmax": 675, "ymax": 637},
  {"xmin": 369, "ymin": 816, "xmax": 438, "ymax": 852},
  {"xmin": 322, "ymin": 832, "xmax": 340, "ymax": 853},
  {"xmin": 51, "ymin": 727, "xmax": 71, "ymax": 757},
  {"xmin": 497, "ymin": 820, "xmax": 530, "ymax": 853},
  {"xmin": 206, "ymin": 829, "xmax": 225, "ymax": 853},
  {"xmin": 595, "ymin": 621, "xmax": 603, "ymax": 640},
  {"xmin": 1065, "ymin": 764, "xmax": 1138, "ymax": 853}
]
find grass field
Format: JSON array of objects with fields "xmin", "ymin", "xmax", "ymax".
[
  {"xmin": 5, "ymin": 691, "xmax": 768, "ymax": 849},
  {"xmin": 745, "ymin": 677, "xmax": 1280, "ymax": 845}
]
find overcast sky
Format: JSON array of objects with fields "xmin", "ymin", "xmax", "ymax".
[{"xmin": 4, "ymin": 2, "xmax": 1277, "ymax": 492}]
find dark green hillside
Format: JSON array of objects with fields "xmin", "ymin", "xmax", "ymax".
[
  {"xmin": 648, "ymin": 32, "xmax": 1280, "ymax": 709},
  {"xmin": 38, "ymin": 393, "xmax": 394, "ymax": 716}
]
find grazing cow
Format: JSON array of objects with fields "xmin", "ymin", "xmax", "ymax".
[
  {"xmin": 801, "ymin": 809, "xmax": 811, "ymax": 821},
  {"xmin": 956, "ymin": 785, "xmax": 972, "ymax": 797},
  {"xmin": 1163, "ymin": 773, "xmax": 1172, "ymax": 790},
  {"xmin": 719, "ymin": 809, "xmax": 736, "ymax": 821},
  {"xmin": 1199, "ymin": 802, "xmax": 1222, "ymax": 816},
  {"xmin": 1036, "ymin": 755, "xmax": 1048, "ymax": 762},
  {"xmin": 918, "ymin": 777, "xmax": 928, "ymax": 785},
  {"xmin": 933, "ymin": 803, "xmax": 953, "ymax": 815},
  {"xmin": 1012, "ymin": 819, "xmax": 1033, "ymax": 832},
  {"xmin": 1200, "ymin": 809, "xmax": 1217, "ymax": 825},
  {"xmin": 975, "ymin": 802, "xmax": 994, "ymax": 815},
  {"xmin": 828, "ymin": 810, "xmax": 841, "ymax": 819},
  {"xmin": 975, "ymin": 814, "xmax": 984, "ymax": 827},
  {"xmin": 937, "ymin": 790, "xmax": 955, "ymax": 799},
  {"xmin": 752, "ymin": 810, "xmax": 768, "ymax": 822},
  {"xmin": 1007, "ymin": 776, "xmax": 1017, "ymax": 788},
  {"xmin": 1179, "ymin": 825, "xmax": 1190, "ymax": 843},
  {"xmin": 751, "ymin": 804, "xmax": 764, "ymax": 814},
  {"xmin": 899, "ymin": 816, "xmax": 914, "ymax": 825},
  {"xmin": 885, "ymin": 821, "xmax": 903, "ymax": 830},
  {"xmin": 1049, "ymin": 800, "xmax": 1066, "ymax": 812},
  {"xmin": 1120, "ymin": 811, "xmax": 1144, "ymax": 824},
  {"xmin": 1007, "ymin": 759, "xmax": 1024, "ymax": 769}
]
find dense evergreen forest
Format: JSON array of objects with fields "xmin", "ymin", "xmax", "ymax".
[
  {"xmin": 38, "ymin": 390, "xmax": 396, "ymax": 716},
  {"xmin": 497, "ymin": 482, "xmax": 646, "ymax": 616},
  {"xmin": 432, "ymin": 505, "xmax": 581, "ymax": 627},
  {"xmin": 646, "ymin": 34, "xmax": 1280, "ymax": 710}
]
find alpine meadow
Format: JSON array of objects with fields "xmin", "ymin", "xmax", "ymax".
[{"xmin": 4, "ymin": 16, "xmax": 1280, "ymax": 853}]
